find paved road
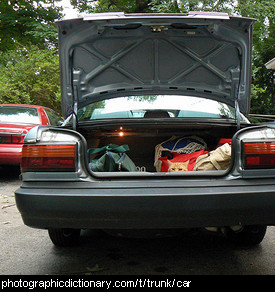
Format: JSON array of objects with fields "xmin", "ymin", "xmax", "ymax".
[{"xmin": 0, "ymin": 166, "xmax": 274, "ymax": 275}]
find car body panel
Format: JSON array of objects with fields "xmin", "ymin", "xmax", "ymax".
[
  {"xmin": 57, "ymin": 12, "xmax": 255, "ymax": 117},
  {"xmin": 15, "ymin": 123, "xmax": 275, "ymax": 229},
  {"xmin": 0, "ymin": 144, "xmax": 23, "ymax": 164},
  {"xmin": 15, "ymin": 177, "xmax": 275, "ymax": 229}
]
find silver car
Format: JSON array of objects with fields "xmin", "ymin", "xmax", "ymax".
[{"xmin": 15, "ymin": 12, "xmax": 275, "ymax": 247}]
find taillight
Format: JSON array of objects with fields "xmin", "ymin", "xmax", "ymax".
[
  {"xmin": 21, "ymin": 145, "xmax": 77, "ymax": 172},
  {"xmin": 0, "ymin": 134, "xmax": 12, "ymax": 143},
  {"xmin": 12, "ymin": 134, "xmax": 25, "ymax": 143},
  {"xmin": 0, "ymin": 134, "xmax": 25, "ymax": 144},
  {"xmin": 243, "ymin": 141, "xmax": 275, "ymax": 169}
]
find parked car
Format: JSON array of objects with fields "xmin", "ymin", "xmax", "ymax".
[
  {"xmin": 15, "ymin": 12, "xmax": 275, "ymax": 247},
  {"xmin": 0, "ymin": 104, "xmax": 63, "ymax": 165}
]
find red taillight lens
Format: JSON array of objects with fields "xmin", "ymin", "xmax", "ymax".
[
  {"xmin": 21, "ymin": 145, "xmax": 76, "ymax": 172},
  {"xmin": 0, "ymin": 134, "xmax": 25, "ymax": 144},
  {"xmin": 11, "ymin": 135, "xmax": 25, "ymax": 144},
  {"xmin": 0, "ymin": 134, "xmax": 12, "ymax": 143},
  {"xmin": 243, "ymin": 142, "xmax": 275, "ymax": 169}
]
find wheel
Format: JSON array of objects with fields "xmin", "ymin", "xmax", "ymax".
[
  {"xmin": 48, "ymin": 228, "xmax": 81, "ymax": 247},
  {"xmin": 224, "ymin": 225, "xmax": 267, "ymax": 245}
]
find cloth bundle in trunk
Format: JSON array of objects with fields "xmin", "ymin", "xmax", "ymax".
[
  {"xmin": 155, "ymin": 136, "xmax": 231, "ymax": 172},
  {"xmin": 154, "ymin": 136, "xmax": 207, "ymax": 172},
  {"xmin": 194, "ymin": 143, "xmax": 231, "ymax": 171},
  {"xmin": 88, "ymin": 144, "xmax": 137, "ymax": 172}
]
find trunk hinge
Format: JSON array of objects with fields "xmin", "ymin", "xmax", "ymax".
[
  {"xmin": 71, "ymin": 69, "xmax": 81, "ymax": 130},
  {"xmin": 62, "ymin": 70, "xmax": 81, "ymax": 129},
  {"xmin": 235, "ymin": 99, "xmax": 241, "ymax": 131},
  {"xmin": 231, "ymin": 63, "xmax": 242, "ymax": 131},
  {"xmin": 235, "ymin": 51, "xmax": 244, "ymax": 131}
]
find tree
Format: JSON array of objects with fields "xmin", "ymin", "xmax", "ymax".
[
  {"xmin": 235, "ymin": 0, "xmax": 275, "ymax": 115},
  {"xmin": 0, "ymin": 1, "xmax": 63, "ymax": 112},
  {"xmin": 71, "ymin": 0, "xmax": 233, "ymax": 13},
  {"xmin": 0, "ymin": 45, "xmax": 61, "ymax": 110},
  {"xmin": 71, "ymin": 0, "xmax": 152, "ymax": 13},
  {"xmin": 0, "ymin": 0, "xmax": 62, "ymax": 51}
]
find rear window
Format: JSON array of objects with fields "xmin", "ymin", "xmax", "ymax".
[
  {"xmin": 77, "ymin": 95, "xmax": 236, "ymax": 121},
  {"xmin": 44, "ymin": 109, "xmax": 63, "ymax": 126},
  {"xmin": 0, "ymin": 106, "xmax": 40, "ymax": 124}
]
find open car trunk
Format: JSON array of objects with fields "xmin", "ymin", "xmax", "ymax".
[
  {"xmin": 56, "ymin": 12, "xmax": 256, "ymax": 176},
  {"xmin": 78, "ymin": 120, "xmax": 243, "ymax": 174}
]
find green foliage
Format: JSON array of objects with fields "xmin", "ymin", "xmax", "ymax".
[
  {"xmin": 149, "ymin": 0, "xmax": 232, "ymax": 13},
  {"xmin": 71, "ymin": 0, "xmax": 234, "ymax": 13},
  {"xmin": 0, "ymin": 46, "xmax": 61, "ymax": 112},
  {"xmin": 71, "ymin": 0, "xmax": 152, "ymax": 13},
  {"xmin": 235, "ymin": 0, "xmax": 275, "ymax": 115},
  {"xmin": 0, "ymin": 0, "xmax": 62, "ymax": 51},
  {"xmin": 0, "ymin": 0, "xmax": 63, "ymax": 113}
]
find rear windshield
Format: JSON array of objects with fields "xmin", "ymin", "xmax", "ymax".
[
  {"xmin": 77, "ymin": 95, "xmax": 236, "ymax": 121},
  {"xmin": 0, "ymin": 106, "xmax": 40, "ymax": 124}
]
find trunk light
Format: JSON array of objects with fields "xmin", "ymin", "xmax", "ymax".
[
  {"xmin": 243, "ymin": 142, "xmax": 275, "ymax": 169},
  {"xmin": 21, "ymin": 145, "xmax": 76, "ymax": 172}
]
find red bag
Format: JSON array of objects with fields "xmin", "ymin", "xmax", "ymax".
[
  {"xmin": 217, "ymin": 138, "xmax": 232, "ymax": 148},
  {"xmin": 159, "ymin": 149, "xmax": 208, "ymax": 172}
]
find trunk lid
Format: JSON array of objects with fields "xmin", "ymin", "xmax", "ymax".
[{"xmin": 56, "ymin": 12, "xmax": 255, "ymax": 117}]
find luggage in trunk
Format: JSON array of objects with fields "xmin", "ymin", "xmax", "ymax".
[{"xmin": 82, "ymin": 123, "xmax": 236, "ymax": 174}]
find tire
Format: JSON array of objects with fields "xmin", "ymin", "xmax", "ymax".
[
  {"xmin": 224, "ymin": 225, "xmax": 267, "ymax": 245},
  {"xmin": 48, "ymin": 228, "xmax": 81, "ymax": 247}
]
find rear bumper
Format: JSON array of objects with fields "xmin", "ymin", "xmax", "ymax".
[
  {"xmin": 0, "ymin": 144, "xmax": 22, "ymax": 164},
  {"xmin": 15, "ymin": 178, "xmax": 275, "ymax": 230}
]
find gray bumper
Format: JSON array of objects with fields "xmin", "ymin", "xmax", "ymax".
[{"xmin": 15, "ymin": 179, "xmax": 275, "ymax": 229}]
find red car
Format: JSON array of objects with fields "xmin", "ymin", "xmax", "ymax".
[{"xmin": 0, "ymin": 104, "xmax": 63, "ymax": 165}]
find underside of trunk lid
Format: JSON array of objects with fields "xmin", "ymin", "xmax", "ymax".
[{"xmin": 57, "ymin": 12, "xmax": 255, "ymax": 118}]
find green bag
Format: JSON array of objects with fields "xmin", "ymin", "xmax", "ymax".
[{"xmin": 88, "ymin": 144, "xmax": 137, "ymax": 172}]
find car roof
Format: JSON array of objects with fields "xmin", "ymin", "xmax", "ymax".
[{"xmin": 0, "ymin": 104, "xmax": 52, "ymax": 111}]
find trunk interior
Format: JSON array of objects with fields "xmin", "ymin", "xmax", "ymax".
[{"xmin": 79, "ymin": 121, "xmax": 243, "ymax": 174}]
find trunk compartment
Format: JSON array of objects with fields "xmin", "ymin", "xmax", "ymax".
[{"xmin": 79, "ymin": 121, "xmax": 240, "ymax": 173}]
